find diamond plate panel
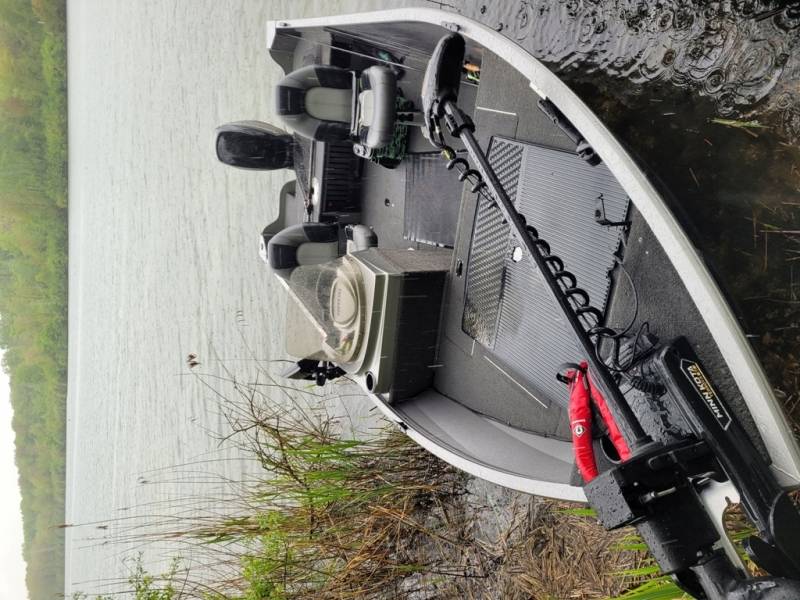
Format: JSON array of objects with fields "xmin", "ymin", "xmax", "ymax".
[
  {"xmin": 462, "ymin": 139, "xmax": 523, "ymax": 346},
  {"xmin": 463, "ymin": 137, "xmax": 629, "ymax": 408}
]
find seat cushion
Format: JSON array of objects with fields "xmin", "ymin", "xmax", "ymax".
[
  {"xmin": 276, "ymin": 65, "xmax": 355, "ymax": 142},
  {"xmin": 305, "ymin": 87, "xmax": 353, "ymax": 123}
]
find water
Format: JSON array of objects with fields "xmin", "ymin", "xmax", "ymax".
[
  {"xmin": 65, "ymin": 1, "xmax": 422, "ymax": 594},
  {"xmin": 66, "ymin": 0, "xmax": 800, "ymax": 595}
]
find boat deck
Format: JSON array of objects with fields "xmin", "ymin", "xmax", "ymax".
[
  {"xmin": 434, "ymin": 49, "xmax": 613, "ymax": 439},
  {"xmin": 436, "ymin": 49, "xmax": 765, "ymax": 453},
  {"xmin": 287, "ymin": 36, "xmax": 767, "ymax": 455}
]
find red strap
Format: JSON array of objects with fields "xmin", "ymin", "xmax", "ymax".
[
  {"xmin": 567, "ymin": 361, "xmax": 632, "ymax": 483},
  {"xmin": 568, "ymin": 367, "xmax": 598, "ymax": 482},
  {"xmin": 585, "ymin": 365, "xmax": 632, "ymax": 461}
]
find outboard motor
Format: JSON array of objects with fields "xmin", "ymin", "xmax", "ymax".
[{"xmin": 215, "ymin": 120, "xmax": 294, "ymax": 170}]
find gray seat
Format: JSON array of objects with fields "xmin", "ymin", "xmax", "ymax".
[
  {"xmin": 275, "ymin": 64, "xmax": 398, "ymax": 153},
  {"xmin": 355, "ymin": 66, "xmax": 397, "ymax": 150},
  {"xmin": 261, "ymin": 222, "xmax": 378, "ymax": 280},
  {"xmin": 261, "ymin": 223, "xmax": 341, "ymax": 279}
]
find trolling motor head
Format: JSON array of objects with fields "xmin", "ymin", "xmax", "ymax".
[{"xmin": 421, "ymin": 33, "xmax": 466, "ymax": 144}]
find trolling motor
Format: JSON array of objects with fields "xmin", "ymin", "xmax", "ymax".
[{"xmin": 421, "ymin": 33, "xmax": 800, "ymax": 599}]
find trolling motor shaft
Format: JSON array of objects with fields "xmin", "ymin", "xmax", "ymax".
[{"xmin": 420, "ymin": 31, "xmax": 800, "ymax": 600}]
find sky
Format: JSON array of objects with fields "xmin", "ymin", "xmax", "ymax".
[{"xmin": 0, "ymin": 353, "xmax": 29, "ymax": 600}]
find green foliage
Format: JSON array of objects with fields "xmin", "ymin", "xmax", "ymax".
[
  {"xmin": 76, "ymin": 556, "xmax": 180, "ymax": 600},
  {"xmin": 612, "ymin": 577, "xmax": 689, "ymax": 600},
  {"xmin": 0, "ymin": 0, "xmax": 67, "ymax": 598},
  {"xmin": 94, "ymin": 390, "xmax": 469, "ymax": 599},
  {"xmin": 126, "ymin": 558, "xmax": 179, "ymax": 600}
]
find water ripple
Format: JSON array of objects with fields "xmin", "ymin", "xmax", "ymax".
[{"xmin": 462, "ymin": 0, "xmax": 800, "ymax": 144}]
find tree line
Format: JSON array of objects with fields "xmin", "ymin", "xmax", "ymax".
[{"xmin": 0, "ymin": 0, "xmax": 67, "ymax": 598}]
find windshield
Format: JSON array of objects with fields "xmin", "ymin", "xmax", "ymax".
[{"xmin": 284, "ymin": 256, "xmax": 364, "ymax": 365}]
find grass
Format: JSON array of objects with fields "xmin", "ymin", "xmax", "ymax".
[
  {"xmin": 612, "ymin": 578, "xmax": 689, "ymax": 600},
  {"xmin": 71, "ymin": 357, "xmax": 799, "ymax": 600},
  {"xmin": 67, "ymin": 363, "xmax": 800, "ymax": 600},
  {"xmin": 84, "ymin": 372, "xmax": 476, "ymax": 599},
  {"xmin": 709, "ymin": 118, "xmax": 769, "ymax": 130},
  {"xmin": 71, "ymin": 369, "xmax": 646, "ymax": 599}
]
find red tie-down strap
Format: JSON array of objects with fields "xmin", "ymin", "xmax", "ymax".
[{"xmin": 565, "ymin": 361, "xmax": 631, "ymax": 483}]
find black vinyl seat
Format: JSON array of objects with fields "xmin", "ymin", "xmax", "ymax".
[{"xmin": 275, "ymin": 64, "xmax": 398, "ymax": 153}]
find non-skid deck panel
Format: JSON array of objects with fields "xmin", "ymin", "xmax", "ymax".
[
  {"xmin": 434, "ymin": 336, "xmax": 571, "ymax": 440},
  {"xmin": 461, "ymin": 142, "xmax": 522, "ymax": 345},
  {"xmin": 433, "ymin": 47, "xmax": 611, "ymax": 439},
  {"xmin": 472, "ymin": 49, "xmax": 575, "ymax": 152},
  {"xmin": 403, "ymin": 154, "xmax": 462, "ymax": 247},
  {"xmin": 462, "ymin": 137, "xmax": 629, "ymax": 409}
]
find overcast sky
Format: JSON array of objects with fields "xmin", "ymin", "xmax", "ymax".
[{"xmin": 0, "ymin": 353, "xmax": 30, "ymax": 600}]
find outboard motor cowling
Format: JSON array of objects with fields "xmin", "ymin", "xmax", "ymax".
[{"xmin": 215, "ymin": 121, "xmax": 294, "ymax": 170}]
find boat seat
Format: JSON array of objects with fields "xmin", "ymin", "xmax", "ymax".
[
  {"xmin": 262, "ymin": 223, "xmax": 341, "ymax": 279},
  {"xmin": 261, "ymin": 222, "xmax": 378, "ymax": 279},
  {"xmin": 355, "ymin": 66, "xmax": 397, "ymax": 150},
  {"xmin": 275, "ymin": 64, "xmax": 398, "ymax": 152}
]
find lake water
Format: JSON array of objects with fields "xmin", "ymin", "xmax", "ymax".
[
  {"xmin": 66, "ymin": 0, "xmax": 800, "ymax": 595},
  {"xmin": 65, "ymin": 0, "xmax": 427, "ymax": 593}
]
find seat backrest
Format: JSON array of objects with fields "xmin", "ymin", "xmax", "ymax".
[
  {"xmin": 356, "ymin": 66, "xmax": 397, "ymax": 150},
  {"xmin": 263, "ymin": 223, "xmax": 341, "ymax": 279},
  {"xmin": 276, "ymin": 65, "xmax": 355, "ymax": 142}
]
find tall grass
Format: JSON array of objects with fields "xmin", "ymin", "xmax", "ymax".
[
  {"xmin": 96, "ymin": 374, "xmax": 478, "ymax": 599},
  {"xmin": 70, "ymin": 368, "xmax": 645, "ymax": 599}
]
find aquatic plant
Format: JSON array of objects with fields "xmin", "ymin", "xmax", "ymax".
[
  {"xmin": 100, "ymin": 374, "xmax": 475, "ymax": 599},
  {"xmin": 71, "ymin": 368, "xmax": 644, "ymax": 599}
]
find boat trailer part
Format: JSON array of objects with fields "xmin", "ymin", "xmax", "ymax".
[{"xmin": 421, "ymin": 32, "xmax": 800, "ymax": 599}]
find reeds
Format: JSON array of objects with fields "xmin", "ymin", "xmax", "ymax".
[
  {"xmin": 73, "ymin": 367, "xmax": 647, "ymax": 599},
  {"xmin": 94, "ymin": 371, "xmax": 481, "ymax": 599}
]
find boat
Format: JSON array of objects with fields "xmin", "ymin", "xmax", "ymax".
[{"xmin": 215, "ymin": 9, "xmax": 800, "ymax": 598}]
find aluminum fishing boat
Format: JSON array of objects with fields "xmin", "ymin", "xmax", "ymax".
[{"xmin": 215, "ymin": 9, "xmax": 800, "ymax": 598}]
